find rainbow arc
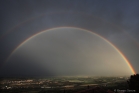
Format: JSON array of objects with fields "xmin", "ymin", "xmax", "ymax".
[{"xmin": 6, "ymin": 27, "xmax": 136, "ymax": 74}]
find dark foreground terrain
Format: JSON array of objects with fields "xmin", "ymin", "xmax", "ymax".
[{"xmin": 0, "ymin": 75, "xmax": 138, "ymax": 93}]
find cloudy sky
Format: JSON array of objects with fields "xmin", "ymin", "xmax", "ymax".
[{"xmin": 0, "ymin": 0, "xmax": 139, "ymax": 77}]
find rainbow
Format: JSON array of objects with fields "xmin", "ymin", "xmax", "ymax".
[{"xmin": 6, "ymin": 27, "xmax": 136, "ymax": 74}]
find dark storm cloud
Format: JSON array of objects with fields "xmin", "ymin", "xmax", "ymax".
[
  {"xmin": 1, "ymin": 0, "xmax": 139, "ymax": 36},
  {"xmin": 0, "ymin": 0, "xmax": 139, "ymax": 76}
]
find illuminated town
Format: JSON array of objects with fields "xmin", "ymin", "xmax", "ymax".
[{"xmin": 0, "ymin": 76, "xmax": 131, "ymax": 93}]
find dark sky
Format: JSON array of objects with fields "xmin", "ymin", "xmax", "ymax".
[{"xmin": 0, "ymin": 0, "xmax": 139, "ymax": 77}]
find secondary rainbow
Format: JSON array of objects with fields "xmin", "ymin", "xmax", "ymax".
[{"xmin": 6, "ymin": 27, "xmax": 136, "ymax": 74}]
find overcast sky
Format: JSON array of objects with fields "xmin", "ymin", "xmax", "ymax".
[{"xmin": 0, "ymin": 0, "xmax": 139, "ymax": 77}]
